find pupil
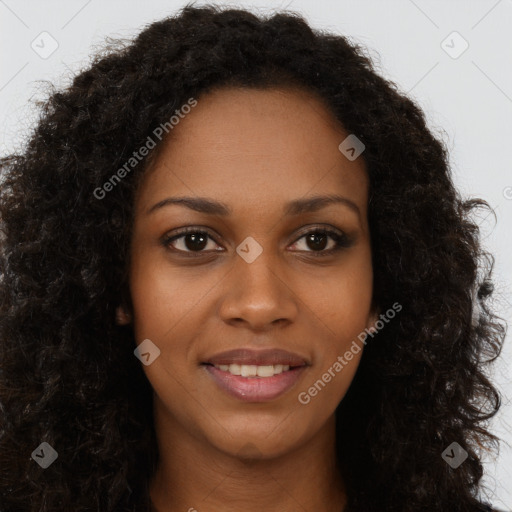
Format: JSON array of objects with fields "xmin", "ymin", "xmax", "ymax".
[
  {"xmin": 186, "ymin": 233, "xmax": 207, "ymax": 251},
  {"xmin": 308, "ymin": 233, "xmax": 327, "ymax": 251}
]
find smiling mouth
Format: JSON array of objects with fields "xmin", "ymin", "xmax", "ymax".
[
  {"xmin": 201, "ymin": 362, "xmax": 308, "ymax": 402},
  {"xmin": 202, "ymin": 362, "xmax": 303, "ymax": 378}
]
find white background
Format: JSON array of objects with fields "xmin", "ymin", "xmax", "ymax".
[{"xmin": 1, "ymin": 0, "xmax": 511, "ymax": 509}]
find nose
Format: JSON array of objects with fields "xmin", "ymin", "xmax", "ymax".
[{"xmin": 217, "ymin": 246, "xmax": 298, "ymax": 331}]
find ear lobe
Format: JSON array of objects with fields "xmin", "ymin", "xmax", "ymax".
[{"xmin": 115, "ymin": 305, "xmax": 132, "ymax": 325}]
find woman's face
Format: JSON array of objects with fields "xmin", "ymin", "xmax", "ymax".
[{"xmin": 121, "ymin": 86, "xmax": 376, "ymax": 458}]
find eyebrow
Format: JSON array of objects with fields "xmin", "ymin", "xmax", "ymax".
[{"xmin": 146, "ymin": 194, "xmax": 361, "ymax": 220}]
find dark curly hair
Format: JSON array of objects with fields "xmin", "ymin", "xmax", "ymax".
[{"xmin": 0, "ymin": 3, "xmax": 506, "ymax": 511}]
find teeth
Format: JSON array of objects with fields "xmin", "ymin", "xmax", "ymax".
[{"xmin": 214, "ymin": 363, "xmax": 291, "ymax": 377}]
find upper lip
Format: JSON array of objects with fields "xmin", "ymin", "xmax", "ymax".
[{"xmin": 203, "ymin": 348, "xmax": 309, "ymax": 367}]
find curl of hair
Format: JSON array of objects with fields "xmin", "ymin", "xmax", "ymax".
[{"xmin": 0, "ymin": 4, "xmax": 506, "ymax": 511}]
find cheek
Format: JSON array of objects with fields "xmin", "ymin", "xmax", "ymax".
[
  {"xmin": 129, "ymin": 269, "xmax": 174, "ymax": 342},
  {"xmin": 308, "ymin": 248, "xmax": 373, "ymax": 341},
  {"xmin": 128, "ymin": 261, "xmax": 198, "ymax": 395},
  {"xmin": 127, "ymin": 254, "xmax": 224, "ymax": 387},
  {"xmin": 297, "ymin": 250, "xmax": 372, "ymax": 403},
  {"xmin": 128, "ymin": 255, "xmax": 203, "ymax": 342}
]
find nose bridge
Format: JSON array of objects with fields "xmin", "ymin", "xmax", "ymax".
[
  {"xmin": 235, "ymin": 237, "xmax": 283, "ymax": 299},
  {"xmin": 219, "ymin": 237, "xmax": 297, "ymax": 327},
  {"xmin": 237, "ymin": 244, "xmax": 279, "ymax": 292}
]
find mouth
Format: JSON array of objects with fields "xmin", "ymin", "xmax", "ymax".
[
  {"xmin": 201, "ymin": 362, "xmax": 308, "ymax": 402},
  {"xmin": 201, "ymin": 362, "xmax": 304, "ymax": 377}
]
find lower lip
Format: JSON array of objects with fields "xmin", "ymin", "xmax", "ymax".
[{"xmin": 202, "ymin": 364, "xmax": 308, "ymax": 402}]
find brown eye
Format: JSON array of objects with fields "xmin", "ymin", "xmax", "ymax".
[
  {"xmin": 164, "ymin": 229, "xmax": 220, "ymax": 253},
  {"xmin": 290, "ymin": 228, "xmax": 352, "ymax": 256},
  {"xmin": 162, "ymin": 226, "xmax": 352, "ymax": 258},
  {"xmin": 305, "ymin": 232, "xmax": 330, "ymax": 251}
]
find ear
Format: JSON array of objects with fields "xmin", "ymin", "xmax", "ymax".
[{"xmin": 115, "ymin": 305, "xmax": 132, "ymax": 325}]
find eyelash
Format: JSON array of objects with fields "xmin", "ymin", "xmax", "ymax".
[{"xmin": 161, "ymin": 226, "xmax": 352, "ymax": 258}]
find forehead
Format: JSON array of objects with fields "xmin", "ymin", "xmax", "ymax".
[{"xmin": 135, "ymin": 86, "xmax": 369, "ymax": 218}]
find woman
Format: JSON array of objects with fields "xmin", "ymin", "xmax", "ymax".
[{"xmin": 0, "ymin": 4, "xmax": 506, "ymax": 511}]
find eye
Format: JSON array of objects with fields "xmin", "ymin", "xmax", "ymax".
[
  {"xmin": 162, "ymin": 226, "xmax": 352, "ymax": 257},
  {"xmin": 289, "ymin": 228, "xmax": 352, "ymax": 256},
  {"xmin": 163, "ymin": 227, "xmax": 222, "ymax": 255}
]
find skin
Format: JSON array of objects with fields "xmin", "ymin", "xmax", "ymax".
[{"xmin": 117, "ymin": 86, "xmax": 377, "ymax": 512}]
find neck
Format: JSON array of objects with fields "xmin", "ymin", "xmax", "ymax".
[{"xmin": 148, "ymin": 398, "xmax": 346, "ymax": 512}]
